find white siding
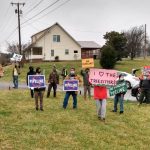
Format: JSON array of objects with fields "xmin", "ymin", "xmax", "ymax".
[{"xmin": 31, "ymin": 24, "xmax": 81, "ymax": 61}]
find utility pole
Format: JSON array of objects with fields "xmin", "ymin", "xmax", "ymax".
[
  {"xmin": 144, "ymin": 24, "xmax": 147, "ymax": 59},
  {"xmin": 11, "ymin": 2, "xmax": 25, "ymax": 55}
]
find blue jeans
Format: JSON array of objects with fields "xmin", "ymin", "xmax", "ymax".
[
  {"xmin": 13, "ymin": 75, "xmax": 18, "ymax": 88},
  {"xmin": 114, "ymin": 94, "xmax": 124, "ymax": 112},
  {"xmin": 63, "ymin": 91, "xmax": 77, "ymax": 108}
]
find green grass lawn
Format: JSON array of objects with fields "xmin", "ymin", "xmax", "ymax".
[
  {"xmin": 1, "ymin": 89, "xmax": 150, "ymax": 149},
  {"xmin": 0, "ymin": 57, "xmax": 150, "ymax": 83}
]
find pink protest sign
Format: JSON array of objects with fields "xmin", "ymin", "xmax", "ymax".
[{"xmin": 89, "ymin": 68, "xmax": 117, "ymax": 86}]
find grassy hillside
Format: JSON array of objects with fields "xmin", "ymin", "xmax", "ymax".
[
  {"xmin": 1, "ymin": 89, "xmax": 150, "ymax": 149},
  {"xmin": 0, "ymin": 58, "xmax": 150, "ymax": 83}
]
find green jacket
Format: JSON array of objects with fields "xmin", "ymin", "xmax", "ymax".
[{"xmin": 81, "ymin": 70, "xmax": 90, "ymax": 86}]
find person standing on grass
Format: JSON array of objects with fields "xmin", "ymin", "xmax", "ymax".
[
  {"xmin": 34, "ymin": 67, "xmax": 45, "ymax": 111},
  {"xmin": 94, "ymin": 86, "xmax": 107, "ymax": 122},
  {"xmin": 47, "ymin": 67, "xmax": 59, "ymax": 98},
  {"xmin": 138, "ymin": 72, "xmax": 150, "ymax": 105},
  {"xmin": 26, "ymin": 66, "xmax": 36, "ymax": 98},
  {"xmin": 81, "ymin": 68, "xmax": 91, "ymax": 100},
  {"xmin": 61, "ymin": 66, "xmax": 68, "ymax": 80},
  {"xmin": 112, "ymin": 74, "xmax": 126, "ymax": 114},
  {"xmin": 12, "ymin": 65, "xmax": 20, "ymax": 89},
  {"xmin": 63, "ymin": 67, "xmax": 82, "ymax": 109}
]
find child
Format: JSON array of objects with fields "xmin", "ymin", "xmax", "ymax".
[
  {"xmin": 94, "ymin": 86, "xmax": 107, "ymax": 121},
  {"xmin": 112, "ymin": 74, "xmax": 126, "ymax": 114}
]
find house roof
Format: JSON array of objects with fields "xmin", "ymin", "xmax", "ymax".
[
  {"xmin": 24, "ymin": 23, "xmax": 101, "ymax": 52},
  {"xmin": 31, "ymin": 22, "xmax": 81, "ymax": 47},
  {"xmin": 77, "ymin": 41, "xmax": 101, "ymax": 49}
]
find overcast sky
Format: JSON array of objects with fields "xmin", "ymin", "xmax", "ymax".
[{"xmin": 0, "ymin": 0, "xmax": 150, "ymax": 52}]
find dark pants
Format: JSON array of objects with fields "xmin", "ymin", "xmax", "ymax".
[
  {"xmin": 84, "ymin": 85, "xmax": 91, "ymax": 100},
  {"xmin": 34, "ymin": 91, "xmax": 44, "ymax": 109},
  {"xmin": 47, "ymin": 83, "xmax": 57, "ymax": 97},
  {"xmin": 114, "ymin": 94, "xmax": 124, "ymax": 112},
  {"xmin": 30, "ymin": 89, "xmax": 34, "ymax": 98},
  {"xmin": 63, "ymin": 91, "xmax": 77, "ymax": 109},
  {"xmin": 139, "ymin": 89, "xmax": 150, "ymax": 104}
]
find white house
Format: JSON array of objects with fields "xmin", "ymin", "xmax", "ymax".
[{"xmin": 25, "ymin": 23, "xmax": 100, "ymax": 62}]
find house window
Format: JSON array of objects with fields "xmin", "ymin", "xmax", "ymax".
[
  {"xmin": 53, "ymin": 35, "xmax": 60, "ymax": 42},
  {"xmin": 74, "ymin": 50, "xmax": 78, "ymax": 53},
  {"xmin": 51, "ymin": 49, "xmax": 54, "ymax": 56},
  {"xmin": 32, "ymin": 47, "xmax": 42, "ymax": 55},
  {"xmin": 65, "ymin": 49, "xmax": 69, "ymax": 55}
]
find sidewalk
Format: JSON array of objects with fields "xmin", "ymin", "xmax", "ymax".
[{"xmin": 0, "ymin": 82, "xmax": 136, "ymax": 101}]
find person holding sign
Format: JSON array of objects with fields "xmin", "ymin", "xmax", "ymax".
[
  {"xmin": 34, "ymin": 67, "xmax": 45, "ymax": 111},
  {"xmin": 94, "ymin": 86, "xmax": 107, "ymax": 122},
  {"xmin": 0, "ymin": 64, "xmax": 4, "ymax": 78},
  {"xmin": 112, "ymin": 74, "xmax": 127, "ymax": 114},
  {"xmin": 47, "ymin": 67, "xmax": 59, "ymax": 98},
  {"xmin": 81, "ymin": 68, "xmax": 91, "ymax": 100},
  {"xmin": 26, "ymin": 66, "xmax": 35, "ymax": 98},
  {"xmin": 138, "ymin": 71, "xmax": 150, "ymax": 105},
  {"xmin": 61, "ymin": 66, "xmax": 68, "ymax": 80},
  {"xmin": 12, "ymin": 65, "xmax": 20, "ymax": 89},
  {"xmin": 63, "ymin": 68, "xmax": 81, "ymax": 109}
]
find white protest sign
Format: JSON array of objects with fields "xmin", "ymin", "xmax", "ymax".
[{"xmin": 12, "ymin": 53, "xmax": 22, "ymax": 62}]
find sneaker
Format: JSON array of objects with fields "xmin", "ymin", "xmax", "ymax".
[
  {"xmin": 120, "ymin": 111, "xmax": 124, "ymax": 114},
  {"xmin": 111, "ymin": 110, "xmax": 117, "ymax": 112},
  {"xmin": 36, "ymin": 108, "xmax": 38, "ymax": 111},
  {"xmin": 101, "ymin": 118, "xmax": 105, "ymax": 122},
  {"xmin": 98, "ymin": 116, "xmax": 101, "ymax": 120},
  {"xmin": 40, "ymin": 108, "xmax": 44, "ymax": 111},
  {"xmin": 73, "ymin": 107, "xmax": 77, "ymax": 109}
]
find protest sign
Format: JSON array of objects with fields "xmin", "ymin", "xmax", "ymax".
[
  {"xmin": 142, "ymin": 66, "xmax": 150, "ymax": 75},
  {"xmin": 28, "ymin": 75, "xmax": 45, "ymax": 88},
  {"xmin": 11, "ymin": 53, "xmax": 22, "ymax": 62},
  {"xmin": 63, "ymin": 80, "xmax": 79, "ymax": 91},
  {"xmin": 82, "ymin": 58, "xmax": 94, "ymax": 68},
  {"xmin": 109, "ymin": 82, "xmax": 127, "ymax": 96},
  {"xmin": 89, "ymin": 68, "xmax": 117, "ymax": 86}
]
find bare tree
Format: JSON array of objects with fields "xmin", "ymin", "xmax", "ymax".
[
  {"xmin": 6, "ymin": 42, "xmax": 30, "ymax": 54},
  {"xmin": 124, "ymin": 26, "xmax": 145, "ymax": 60}
]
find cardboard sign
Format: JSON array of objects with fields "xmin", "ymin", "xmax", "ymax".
[
  {"xmin": 63, "ymin": 80, "xmax": 79, "ymax": 91},
  {"xmin": 28, "ymin": 75, "xmax": 45, "ymax": 88},
  {"xmin": 82, "ymin": 58, "xmax": 94, "ymax": 68},
  {"xmin": 11, "ymin": 53, "xmax": 22, "ymax": 62},
  {"xmin": 109, "ymin": 82, "xmax": 127, "ymax": 96},
  {"xmin": 89, "ymin": 68, "xmax": 117, "ymax": 86}
]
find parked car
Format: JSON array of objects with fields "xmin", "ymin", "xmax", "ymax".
[
  {"xmin": 117, "ymin": 71, "xmax": 140, "ymax": 89},
  {"xmin": 131, "ymin": 84, "xmax": 147, "ymax": 102},
  {"xmin": 131, "ymin": 84, "xmax": 140, "ymax": 101}
]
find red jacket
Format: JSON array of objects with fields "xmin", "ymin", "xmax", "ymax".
[{"xmin": 94, "ymin": 86, "xmax": 107, "ymax": 99}]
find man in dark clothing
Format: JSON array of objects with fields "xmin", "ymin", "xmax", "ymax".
[
  {"xmin": 26, "ymin": 66, "xmax": 36, "ymax": 98},
  {"xmin": 139, "ymin": 73, "xmax": 150, "ymax": 104},
  {"xmin": 61, "ymin": 66, "xmax": 68, "ymax": 80},
  {"xmin": 47, "ymin": 68, "xmax": 59, "ymax": 98},
  {"xmin": 81, "ymin": 68, "xmax": 91, "ymax": 100}
]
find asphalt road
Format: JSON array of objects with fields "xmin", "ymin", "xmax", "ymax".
[{"xmin": 0, "ymin": 82, "xmax": 137, "ymax": 101}]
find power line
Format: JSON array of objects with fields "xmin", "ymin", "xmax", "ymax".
[
  {"xmin": 22, "ymin": 0, "xmax": 72, "ymax": 26},
  {"xmin": 24, "ymin": 0, "xmax": 45, "ymax": 16},
  {"xmin": 21, "ymin": 0, "xmax": 60, "ymax": 26}
]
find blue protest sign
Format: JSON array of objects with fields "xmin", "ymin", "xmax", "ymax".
[
  {"xmin": 28, "ymin": 75, "xmax": 46, "ymax": 88},
  {"xmin": 63, "ymin": 80, "xmax": 79, "ymax": 91}
]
